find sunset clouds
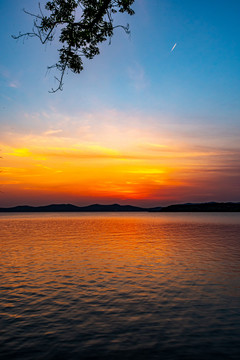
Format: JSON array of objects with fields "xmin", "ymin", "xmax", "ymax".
[{"xmin": 1, "ymin": 106, "xmax": 240, "ymax": 207}]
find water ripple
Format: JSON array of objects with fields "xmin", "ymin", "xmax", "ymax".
[{"xmin": 0, "ymin": 213, "xmax": 240, "ymax": 359}]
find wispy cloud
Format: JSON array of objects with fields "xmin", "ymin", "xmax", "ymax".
[
  {"xmin": 44, "ymin": 129, "xmax": 63, "ymax": 136},
  {"xmin": 8, "ymin": 81, "xmax": 20, "ymax": 88},
  {"xmin": 128, "ymin": 63, "xmax": 148, "ymax": 90}
]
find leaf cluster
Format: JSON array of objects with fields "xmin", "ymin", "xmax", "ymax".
[{"xmin": 13, "ymin": 0, "xmax": 135, "ymax": 92}]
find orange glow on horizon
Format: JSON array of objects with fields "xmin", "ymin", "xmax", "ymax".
[{"xmin": 1, "ymin": 127, "xmax": 238, "ymax": 207}]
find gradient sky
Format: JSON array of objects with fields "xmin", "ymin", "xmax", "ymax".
[{"xmin": 1, "ymin": 0, "xmax": 240, "ymax": 207}]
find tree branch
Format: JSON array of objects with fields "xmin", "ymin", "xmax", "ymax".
[{"xmin": 13, "ymin": 0, "xmax": 135, "ymax": 92}]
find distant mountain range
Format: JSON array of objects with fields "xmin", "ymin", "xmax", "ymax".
[{"xmin": 0, "ymin": 202, "xmax": 240, "ymax": 212}]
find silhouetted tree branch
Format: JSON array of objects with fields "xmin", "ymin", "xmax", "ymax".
[{"xmin": 13, "ymin": 0, "xmax": 135, "ymax": 92}]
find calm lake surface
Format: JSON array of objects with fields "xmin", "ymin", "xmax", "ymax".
[{"xmin": 1, "ymin": 212, "xmax": 240, "ymax": 360}]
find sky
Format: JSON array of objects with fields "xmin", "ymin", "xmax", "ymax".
[{"xmin": 0, "ymin": 0, "xmax": 240, "ymax": 207}]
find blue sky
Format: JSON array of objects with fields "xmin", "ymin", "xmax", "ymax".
[
  {"xmin": 1, "ymin": 0, "xmax": 240, "ymax": 117},
  {"xmin": 1, "ymin": 0, "xmax": 240, "ymax": 206}
]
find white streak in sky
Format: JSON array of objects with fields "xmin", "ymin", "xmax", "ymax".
[{"xmin": 171, "ymin": 43, "xmax": 177, "ymax": 52}]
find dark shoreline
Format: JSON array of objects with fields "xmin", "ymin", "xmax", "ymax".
[{"xmin": 1, "ymin": 202, "xmax": 240, "ymax": 212}]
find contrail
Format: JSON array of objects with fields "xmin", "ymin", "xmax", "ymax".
[{"xmin": 171, "ymin": 43, "xmax": 177, "ymax": 52}]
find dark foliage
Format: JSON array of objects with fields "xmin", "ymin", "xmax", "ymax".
[{"xmin": 13, "ymin": 0, "xmax": 135, "ymax": 92}]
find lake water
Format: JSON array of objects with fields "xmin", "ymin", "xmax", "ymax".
[{"xmin": 0, "ymin": 212, "xmax": 240, "ymax": 360}]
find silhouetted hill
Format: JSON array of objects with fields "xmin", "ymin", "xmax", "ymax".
[
  {"xmin": 0, "ymin": 202, "xmax": 240, "ymax": 212},
  {"xmin": 149, "ymin": 202, "xmax": 240, "ymax": 212},
  {"xmin": 0, "ymin": 203, "xmax": 146, "ymax": 212},
  {"xmin": 82, "ymin": 204, "xmax": 146, "ymax": 212}
]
